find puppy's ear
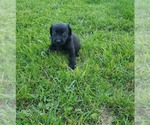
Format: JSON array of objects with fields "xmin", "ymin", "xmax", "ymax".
[
  {"xmin": 67, "ymin": 24, "xmax": 72, "ymax": 36},
  {"xmin": 50, "ymin": 25, "xmax": 53, "ymax": 36}
]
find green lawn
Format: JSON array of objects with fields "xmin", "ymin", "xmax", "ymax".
[{"xmin": 17, "ymin": 0, "xmax": 134, "ymax": 124}]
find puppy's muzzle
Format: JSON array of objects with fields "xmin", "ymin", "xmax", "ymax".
[{"xmin": 56, "ymin": 39, "xmax": 61, "ymax": 43}]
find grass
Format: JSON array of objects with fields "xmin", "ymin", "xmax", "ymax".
[
  {"xmin": 135, "ymin": 0, "xmax": 150, "ymax": 124},
  {"xmin": 0, "ymin": 0, "xmax": 16, "ymax": 124},
  {"xmin": 17, "ymin": 0, "xmax": 134, "ymax": 124}
]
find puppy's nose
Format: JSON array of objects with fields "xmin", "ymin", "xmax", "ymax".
[{"xmin": 56, "ymin": 39, "xmax": 61, "ymax": 43}]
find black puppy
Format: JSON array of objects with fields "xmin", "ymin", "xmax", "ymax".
[{"xmin": 47, "ymin": 23, "xmax": 81, "ymax": 69}]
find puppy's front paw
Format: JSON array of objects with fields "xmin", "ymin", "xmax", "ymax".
[
  {"xmin": 46, "ymin": 48, "xmax": 50, "ymax": 55},
  {"xmin": 68, "ymin": 63, "xmax": 76, "ymax": 70}
]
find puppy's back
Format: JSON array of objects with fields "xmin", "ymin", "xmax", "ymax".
[{"xmin": 72, "ymin": 34, "xmax": 81, "ymax": 52}]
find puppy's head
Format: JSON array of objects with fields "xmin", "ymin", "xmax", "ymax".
[{"xmin": 50, "ymin": 23, "xmax": 72, "ymax": 45}]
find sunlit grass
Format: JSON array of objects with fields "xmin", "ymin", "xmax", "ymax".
[{"xmin": 17, "ymin": 0, "xmax": 134, "ymax": 124}]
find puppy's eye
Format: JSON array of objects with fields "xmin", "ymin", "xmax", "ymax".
[
  {"xmin": 63, "ymin": 32, "xmax": 67, "ymax": 37},
  {"xmin": 52, "ymin": 32, "xmax": 56, "ymax": 36}
]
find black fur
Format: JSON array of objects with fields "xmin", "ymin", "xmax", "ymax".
[{"xmin": 47, "ymin": 23, "xmax": 81, "ymax": 69}]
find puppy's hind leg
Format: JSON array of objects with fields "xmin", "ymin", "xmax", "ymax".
[{"xmin": 75, "ymin": 52, "xmax": 79, "ymax": 57}]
